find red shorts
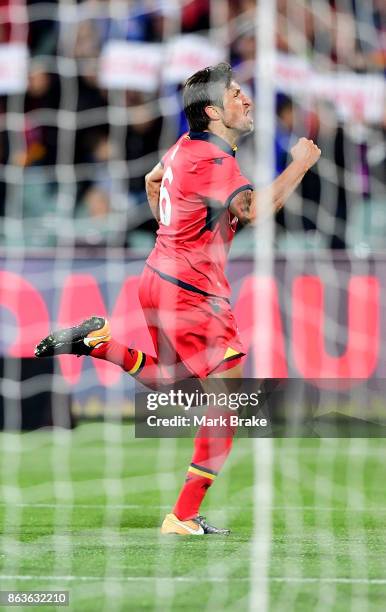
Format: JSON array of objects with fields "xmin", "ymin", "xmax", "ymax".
[{"xmin": 138, "ymin": 265, "xmax": 245, "ymax": 381}]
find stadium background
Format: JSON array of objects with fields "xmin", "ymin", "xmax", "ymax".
[{"xmin": 0, "ymin": 1, "xmax": 385, "ymax": 610}]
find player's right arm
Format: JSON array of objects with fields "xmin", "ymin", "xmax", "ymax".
[
  {"xmin": 145, "ymin": 162, "xmax": 164, "ymax": 222},
  {"xmin": 230, "ymin": 138, "xmax": 321, "ymax": 225}
]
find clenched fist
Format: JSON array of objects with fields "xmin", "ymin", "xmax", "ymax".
[{"xmin": 291, "ymin": 137, "xmax": 321, "ymax": 170}]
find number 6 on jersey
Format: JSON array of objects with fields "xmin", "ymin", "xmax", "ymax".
[{"xmin": 159, "ymin": 166, "xmax": 173, "ymax": 226}]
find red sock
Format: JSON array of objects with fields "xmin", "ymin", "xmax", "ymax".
[
  {"xmin": 90, "ymin": 339, "xmax": 160, "ymax": 385},
  {"xmin": 173, "ymin": 415, "xmax": 236, "ymax": 521},
  {"xmin": 90, "ymin": 338, "xmax": 193, "ymax": 387}
]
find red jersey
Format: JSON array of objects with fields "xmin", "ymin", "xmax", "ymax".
[{"xmin": 146, "ymin": 131, "xmax": 253, "ymax": 299}]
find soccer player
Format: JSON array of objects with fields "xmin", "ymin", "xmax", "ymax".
[{"xmin": 35, "ymin": 63, "xmax": 321, "ymax": 535}]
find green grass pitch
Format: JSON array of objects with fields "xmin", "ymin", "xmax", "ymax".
[{"xmin": 1, "ymin": 424, "xmax": 386, "ymax": 610}]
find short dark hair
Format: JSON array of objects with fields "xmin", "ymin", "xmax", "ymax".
[{"xmin": 183, "ymin": 62, "xmax": 233, "ymax": 132}]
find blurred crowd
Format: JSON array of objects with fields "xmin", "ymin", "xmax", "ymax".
[{"xmin": 0, "ymin": 0, "xmax": 384, "ymax": 250}]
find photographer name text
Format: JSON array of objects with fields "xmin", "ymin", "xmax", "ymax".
[{"xmin": 146, "ymin": 415, "xmax": 268, "ymax": 428}]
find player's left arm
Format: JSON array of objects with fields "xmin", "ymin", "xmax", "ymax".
[{"xmin": 145, "ymin": 162, "xmax": 164, "ymax": 222}]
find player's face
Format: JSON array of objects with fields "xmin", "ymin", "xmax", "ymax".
[{"xmin": 219, "ymin": 80, "xmax": 254, "ymax": 134}]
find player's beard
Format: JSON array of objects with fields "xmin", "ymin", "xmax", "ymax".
[
  {"xmin": 217, "ymin": 108, "xmax": 254, "ymax": 143},
  {"xmin": 227, "ymin": 119, "xmax": 254, "ymax": 138},
  {"xmin": 223, "ymin": 112, "xmax": 254, "ymax": 136},
  {"xmin": 243, "ymin": 118, "xmax": 254, "ymax": 133},
  {"xmin": 240, "ymin": 110, "xmax": 254, "ymax": 134}
]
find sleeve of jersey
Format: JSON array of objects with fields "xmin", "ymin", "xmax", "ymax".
[{"xmin": 196, "ymin": 156, "xmax": 253, "ymax": 208}]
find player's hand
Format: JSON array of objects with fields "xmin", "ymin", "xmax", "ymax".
[{"xmin": 291, "ymin": 137, "xmax": 321, "ymax": 170}]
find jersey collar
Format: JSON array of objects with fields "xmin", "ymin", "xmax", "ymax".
[{"xmin": 188, "ymin": 131, "xmax": 237, "ymax": 157}]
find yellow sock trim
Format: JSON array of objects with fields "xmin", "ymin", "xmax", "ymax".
[
  {"xmin": 188, "ymin": 466, "xmax": 216, "ymax": 481},
  {"xmin": 128, "ymin": 351, "xmax": 143, "ymax": 375}
]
